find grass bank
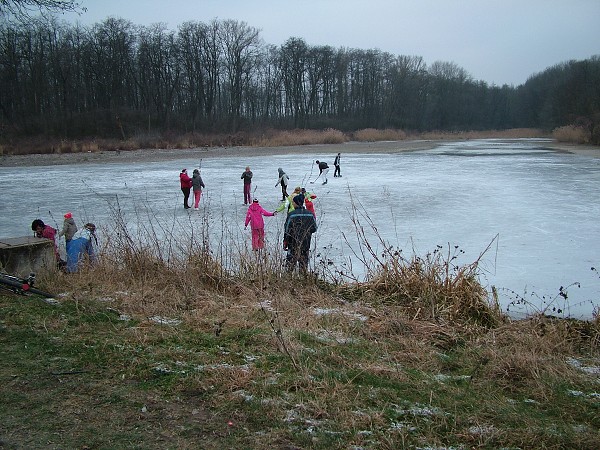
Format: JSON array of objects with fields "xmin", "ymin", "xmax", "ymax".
[
  {"xmin": 1, "ymin": 212, "xmax": 599, "ymax": 449},
  {"xmin": 0, "ymin": 128, "xmax": 552, "ymax": 156}
]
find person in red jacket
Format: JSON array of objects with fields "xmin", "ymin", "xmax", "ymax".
[
  {"xmin": 244, "ymin": 198, "xmax": 276, "ymax": 250},
  {"xmin": 301, "ymin": 188, "xmax": 317, "ymax": 218},
  {"xmin": 31, "ymin": 219, "xmax": 63, "ymax": 267},
  {"xmin": 179, "ymin": 169, "xmax": 193, "ymax": 209}
]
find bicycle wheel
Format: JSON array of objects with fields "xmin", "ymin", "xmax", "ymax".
[{"xmin": 0, "ymin": 273, "xmax": 53, "ymax": 298}]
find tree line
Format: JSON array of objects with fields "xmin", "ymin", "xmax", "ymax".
[{"xmin": 0, "ymin": 17, "xmax": 599, "ymax": 143}]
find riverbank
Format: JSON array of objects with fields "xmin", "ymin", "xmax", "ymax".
[{"xmin": 1, "ymin": 138, "xmax": 599, "ymax": 167}]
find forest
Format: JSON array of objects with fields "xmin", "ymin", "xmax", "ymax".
[{"xmin": 0, "ymin": 17, "xmax": 599, "ymax": 144}]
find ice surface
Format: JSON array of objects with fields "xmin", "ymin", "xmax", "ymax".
[{"xmin": 1, "ymin": 139, "xmax": 598, "ymax": 318}]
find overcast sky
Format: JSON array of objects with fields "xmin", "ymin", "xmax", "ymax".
[{"xmin": 61, "ymin": 0, "xmax": 600, "ymax": 87}]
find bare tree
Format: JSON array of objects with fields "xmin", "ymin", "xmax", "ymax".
[
  {"xmin": 219, "ymin": 19, "xmax": 261, "ymax": 132},
  {"xmin": 0, "ymin": 0, "xmax": 86, "ymax": 21}
]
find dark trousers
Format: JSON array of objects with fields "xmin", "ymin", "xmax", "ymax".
[
  {"xmin": 181, "ymin": 187, "xmax": 191, "ymax": 208},
  {"xmin": 285, "ymin": 247, "xmax": 309, "ymax": 272},
  {"xmin": 334, "ymin": 165, "xmax": 341, "ymax": 177},
  {"xmin": 281, "ymin": 184, "xmax": 288, "ymax": 201}
]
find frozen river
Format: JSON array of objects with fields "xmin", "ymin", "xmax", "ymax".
[{"xmin": 1, "ymin": 139, "xmax": 599, "ymax": 319}]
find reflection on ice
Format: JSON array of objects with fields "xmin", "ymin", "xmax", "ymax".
[{"xmin": 0, "ymin": 138, "xmax": 598, "ymax": 319}]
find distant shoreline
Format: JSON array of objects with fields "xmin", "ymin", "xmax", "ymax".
[{"xmin": 1, "ymin": 139, "xmax": 598, "ymax": 167}]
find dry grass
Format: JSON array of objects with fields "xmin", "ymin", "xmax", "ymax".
[
  {"xmin": 0, "ymin": 128, "xmax": 555, "ymax": 156},
  {"xmin": 253, "ymin": 128, "xmax": 347, "ymax": 147},
  {"xmin": 420, "ymin": 128, "xmax": 547, "ymax": 140},
  {"xmin": 552, "ymin": 125, "xmax": 592, "ymax": 144},
  {"xmin": 352, "ymin": 128, "xmax": 407, "ymax": 141},
  {"xmin": 5, "ymin": 230, "xmax": 600, "ymax": 449}
]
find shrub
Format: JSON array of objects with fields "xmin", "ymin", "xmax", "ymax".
[
  {"xmin": 552, "ymin": 125, "xmax": 591, "ymax": 144},
  {"xmin": 353, "ymin": 128, "xmax": 407, "ymax": 141}
]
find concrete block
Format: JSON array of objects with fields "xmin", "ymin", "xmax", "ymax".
[{"xmin": 0, "ymin": 236, "xmax": 56, "ymax": 278}]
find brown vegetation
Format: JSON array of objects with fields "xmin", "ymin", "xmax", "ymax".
[
  {"xmin": 0, "ymin": 127, "xmax": 556, "ymax": 157},
  {"xmin": 2, "ymin": 200, "xmax": 599, "ymax": 448}
]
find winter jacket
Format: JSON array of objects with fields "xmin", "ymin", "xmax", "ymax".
[
  {"xmin": 276, "ymin": 191, "xmax": 302, "ymax": 214},
  {"xmin": 275, "ymin": 168, "xmax": 289, "ymax": 187},
  {"xmin": 304, "ymin": 192, "xmax": 317, "ymax": 217},
  {"xmin": 241, "ymin": 170, "xmax": 253, "ymax": 184},
  {"xmin": 192, "ymin": 173, "xmax": 205, "ymax": 191},
  {"xmin": 283, "ymin": 206, "xmax": 317, "ymax": 251},
  {"xmin": 37, "ymin": 225, "xmax": 59, "ymax": 259},
  {"xmin": 59, "ymin": 218, "xmax": 78, "ymax": 241},
  {"xmin": 245, "ymin": 203, "xmax": 274, "ymax": 229},
  {"xmin": 66, "ymin": 228, "xmax": 97, "ymax": 273},
  {"xmin": 38, "ymin": 225, "xmax": 57, "ymax": 241},
  {"xmin": 180, "ymin": 172, "xmax": 192, "ymax": 189}
]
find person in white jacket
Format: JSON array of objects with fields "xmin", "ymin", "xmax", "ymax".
[{"xmin": 275, "ymin": 167, "xmax": 289, "ymax": 201}]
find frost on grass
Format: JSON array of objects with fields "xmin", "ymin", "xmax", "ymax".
[
  {"xmin": 312, "ymin": 307, "xmax": 368, "ymax": 322},
  {"xmin": 433, "ymin": 374, "xmax": 472, "ymax": 383},
  {"xmin": 149, "ymin": 316, "xmax": 182, "ymax": 326},
  {"xmin": 566, "ymin": 357, "xmax": 600, "ymax": 375}
]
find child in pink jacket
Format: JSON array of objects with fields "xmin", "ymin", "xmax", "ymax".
[{"xmin": 244, "ymin": 199, "xmax": 276, "ymax": 250}]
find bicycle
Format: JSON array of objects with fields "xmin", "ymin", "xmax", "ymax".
[{"xmin": 0, "ymin": 272, "xmax": 54, "ymax": 298}]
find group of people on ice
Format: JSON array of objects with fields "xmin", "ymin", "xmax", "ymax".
[
  {"xmin": 179, "ymin": 153, "xmax": 342, "ymax": 271},
  {"xmin": 156, "ymin": 152, "xmax": 337, "ymax": 272},
  {"xmin": 31, "ymin": 213, "xmax": 98, "ymax": 273},
  {"xmin": 236, "ymin": 154, "xmax": 341, "ymax": 271}
]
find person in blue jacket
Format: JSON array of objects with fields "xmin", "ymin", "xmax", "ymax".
[{"xmin": 66, "ymin": 223, "xmax": 98, "ymax": 273}]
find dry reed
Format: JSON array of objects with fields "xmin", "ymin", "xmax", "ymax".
[{"xmin": 552, "ymin": 125, "xmax": 591, "ymax": 144}]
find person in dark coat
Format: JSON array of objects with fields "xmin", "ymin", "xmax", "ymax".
[
  {"xmin": 241, "ymin": 166, "xmax": 253, "ymax": 205},
  {"xmin": 334, "ymin": 152, "xmax": 341, "ymax": 177},
  {"xmin": 314, "ymin": 160, "xmax": 329, "ymax": 185},
  {"xmin": 283, "ymin": 194, "xmax": 317, "ymax": 273}
]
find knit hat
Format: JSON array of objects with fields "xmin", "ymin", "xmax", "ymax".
[
  {"xmin": 64, "ymin": 212, "xmax": 72, "ymax": 219},
  {"xmin": 181, "ymin": 169, "xmax": 187, "ymax": 173},
  {"xmin": 293, "ymin": 194, "xmax": 304, "ymax": 206},
  {"xmin": 253, "ymin": 198, "xmax": 259, "ymax": 203}
]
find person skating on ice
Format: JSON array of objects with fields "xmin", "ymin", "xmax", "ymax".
[
  {"xmin": 275, "ymin": 167, "xmax": 289, "ymax": 201},
  {"xmin": 333, "ymin": 152, "xmax": 341, "ymax": 177},
  {"xmin": 191, "ymin": 169, "xmax": 205, "ymax": 209},
  {"xmin": 314, "ymin": 160, "xmax": 329, "ymax": 185},
  {"xmin": 241, "ymin": 166, "xmax": 253, "ymax": 205},
  {"xmin": 244, "ymin": 198, "xmax": 276, "ymax": 251},
  {"xmin": 179, "ymin": 169, "xmax": 193, "ymax": 209},
  {"xmin": 276, "ymin": 186, "xmax": 302, "ymax": 215},
  {"xmin": 301, "ymin": 187, "xmax": 317, "ymax": 218}
]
